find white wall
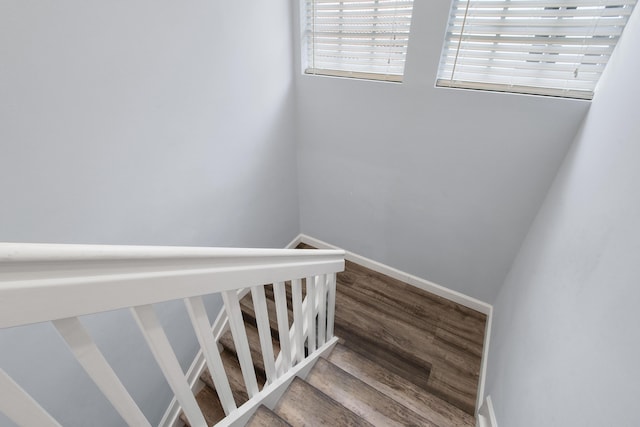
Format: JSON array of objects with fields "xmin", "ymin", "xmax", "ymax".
[
  {"xmin": 0, "ymin": 1, "xmax": 297, "ymax": 425},
  {"xmin": 485, "ymin": 7, "xmax": 640, "ymax": 426},
  {"xmin": 294, "ymin": 0, "xmax": 590, "ymax": 302}
]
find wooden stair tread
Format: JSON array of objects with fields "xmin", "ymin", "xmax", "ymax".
[
  {"xmin": 246, "ymin": 405, "xmax": 291, "ymax": 427},
  {"xmin": 218, "ymin": 320, "xmax": 281, "ymax": 379},
  {"xmin": 274, "ymin": 377, "xmax": 374, "ymax": 427},
  {"xmin": 200, "ymin": 349, "xmax": 266, "ymax": 407},
  {"xmin": 239, "ymin": 291, "xmax": 294, "ymax": 341},
  {"xmin": 334, "ymin": 272, "xmax": 481, "ymax": 414},
  {"xmin": 179, "ymin": 385, "xmax": 225, "ymax": 427},
  {"xmin": 327, "ymin": 343, "xmax": 475, "ymax": 427},
  {"xmin": 307, "ymin": 358, "xmax": 437, "ymax": 427}
]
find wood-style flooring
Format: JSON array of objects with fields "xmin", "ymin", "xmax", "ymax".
[
  {"xmin": 319, "ymin": 242, "xmax": 486, "ymax": 415},
  {"xmin": 183, "ymin": 243, "xmax": 487, "ymax": 426}
]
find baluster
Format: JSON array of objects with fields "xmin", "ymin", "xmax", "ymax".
[
  {"xmin": 316, "ymin": 274, "xmax": 327, "ymax": 346},
  {"xmin": 184, "ymin": 296, "xmax": 236, "ymax": 415},
  {"xmin": 0, "ymin": 368, "xmax": 62, "ymax": 427},
  {"xmin": 291, "ymin": 278, "xmax": 304, "ymax": 364},
  {"xmin": 306, "ymin": 276, "xmax": 317, "ymax": 353},
  {"xmin": 52, "ymin": 317, "xmax": 151, "ymax": 427},
  {"xmin": 221, "ymin": 290, "xmax": 259, "ymax": 398},
  {"xmin": 131, "ymin": 305, "xmax": 207, "ymax": 427},
  {"xmin": 326, "ymin": 273, "xmax": 337, "ymax": 339},
  {"xmin": 273, "ymin": 282, "xmax": 292, "ymax": 373},
  {"xmin": 250, "ymin": 285, "xmax": 277, "ymax": 383}
]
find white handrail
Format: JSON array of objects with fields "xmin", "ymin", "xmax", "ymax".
[
  {"xmin": 0, "ymin": 242, "xmax": 345, "ymax": 427},
  {"xmin": 0, "ymin": 243, "xmax": 344, "ymax": 329}
]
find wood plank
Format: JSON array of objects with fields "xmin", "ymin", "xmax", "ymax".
[
  {"xmin": 200, "ymin": 350, "xmax": 267, "ymax": 407},
  {"xmin": 297, "ymin": 243, "xmax": 486, "ymax": 415},
  {"xmin": 246, "ymin": 405, "xmax": 292, "ymax": 427},
  {"xmin": 307, "ymin": 358, "xmax": 437, "ymax": 427},
  {"xmin": 327, "ymin": 344, "xmax": 475, "ymax": 427},
  {"xmin": 179, "ymin": 385, "xmax": 225, "ymax": 427},
  {"xmin": 218, "ymin": 321, "xmax": 280, "ymax": 380},
  {"xmin": 274, "ymin": 377, "xmax": 374, "ymax": 427}
]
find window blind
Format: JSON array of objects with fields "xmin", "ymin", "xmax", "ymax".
[
  {"xmin": 437, "ymin": 0, "xmax": 637, "ymax": 99},
  {"xmin": 304, "ymin": 0, "xmax": 415, "ymax": 82}
]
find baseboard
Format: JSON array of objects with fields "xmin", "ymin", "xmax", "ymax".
[
  {"xmin": 298, "ymin": 234, "xmax": 492, "ymax": 315},
  {"xmin": 160, "ymin": 233, "xmax": 494, "ymax": 426},
  {"xmin": 296, "ymin": 233, "xmax": 494, "ymax": 417},
  {"xmin": 284, "ymin": 234, "xmax": 304, "ymax": 249},
  {"xmin": 478, "ymin": 395, "xmax": 498, "ymax": 427}
]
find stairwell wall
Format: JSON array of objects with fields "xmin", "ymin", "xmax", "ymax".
[
  {"xmin": 485, "ymin": 6, "xmax": 640, "ymax": 426},
  {"xmin": 0, "ymin": 1, "xmax": 298, "ymax": 425},
  {"xmin": 293, "ymin": 0, "xmax": 591, "ymax": 303}
]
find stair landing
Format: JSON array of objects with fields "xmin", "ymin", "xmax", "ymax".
[{"xmin": 182, "ymin": 243, "xmax": 487, "ymax": 426}]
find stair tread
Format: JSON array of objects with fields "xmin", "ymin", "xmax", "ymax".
[
  {"xmin": 218, "ymin": 319, "xmax": 281, "ymax": 379},
  {"xmin": 179, "ymin": 385, "xmax": 225, "ymax": 427},
  {"xmin": 246, "ymin": 405, "xmax": 292, "ymax": 427},
  {"xmin": 334, "ymin": 274, "xmax": 481, "ymax": 414},
  {"xmin": 239, "ymin": 290, "xmax": 294, "ymax": 341},
  {"xmin": 200, "ymin": 349, "xmax": 266, "ymax": 407},
  {"xmin": 274, "ymin": 377, "xmax": 374, "ymax": 427},
  {"xmin": 326, "ymin": 343, "xmax": 475, "ymax": 427},
  {"xmin": 307, "ymin": 358, "xmax": 438, "ymax": 427}
]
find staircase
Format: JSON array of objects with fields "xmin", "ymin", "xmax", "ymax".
[
  {"xmin": 0, "ymin": 241, "xmax": 485, "ymax": 427},
  {"xmin": 181, "ymin": 245, "xmax": 485, "ymax": 427}
]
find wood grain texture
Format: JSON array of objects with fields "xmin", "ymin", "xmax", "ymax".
[
  {"xmin": 200, "ymin": 350, "xmax": 267, "ymax": 407},
  {"xmin": 179, "ymin": 385, "xmax": 224, "ymax": 427},
  {"xmin": 327, "ymin": 344, "xmax": 475, "ymax": 427},
  {"xmin": 298, "ymin": 244, "xmax": 487, "ymax": 415},
  {"xmin": 307, "ymin": 358, "xmax": 438, "ymax": 427},
  {"xmin": 246, "ymin": 405, "xmax": 292, "ymax": 427},
  {"xmin": 274, "ymin": 377, "xmax": 374, "ymax": 427},
  {"xmin": 218, "ymin": 320, "xmax": 280, "ymax": 381}
]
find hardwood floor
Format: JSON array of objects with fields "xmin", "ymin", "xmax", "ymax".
[
  {"xmin": 183, "ymin": 243, "xmax": 487, "ymax": 426},
  {"xmin": 301, "ymin": 242, "xmax": 487, "ymax": 415}
]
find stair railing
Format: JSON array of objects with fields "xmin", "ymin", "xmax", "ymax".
[{"xmin": 0, "ymin": 243, "xmax": 344, "ymax": 427}]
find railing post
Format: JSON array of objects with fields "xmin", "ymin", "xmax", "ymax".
[
  {"xmin": 306, "ymin": 276, "xmax": 317, "ymax": 353},
  {"xmin": 291, "ymin": 278, "xmax": 305, "ymax": 364},
  {"xmin": 326, "ymin": 273, "xmax": 337, "ymax": 339},
  {"xmin": 221, "ymin": 290, "xmax": 259, "ymax": 398}
]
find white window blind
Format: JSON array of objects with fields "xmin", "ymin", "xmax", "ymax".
[
  {"xmin": 437, "ymin": 0, "xmax": 637, "ymax": 99},
  {"xmin": 304, "ymin": 0, "xmax": 415, "ymax": 82}
]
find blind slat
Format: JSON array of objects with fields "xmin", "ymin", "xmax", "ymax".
[
  {"xmin": 438, "ymin": 0, "xmax": 637, "ymax": 98},
  {"xmin": 305, "ymin": 0, "xmax": 414, "ymax": 81}
]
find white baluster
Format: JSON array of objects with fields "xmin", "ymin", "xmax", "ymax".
[
  {"xmin": 291, "ymin": 278, "xmax": 304, "ymax": 364},
  {"xmin": 273, "ymin": 282, "xmax": 292, "ymax": 373},
  {"xmin": 52, "ymin": 317, "xmax": 151, "ymax": 427},
  {"xmin": 221, "ymin": 290, "xmax": 259, "ymax": 398},
  {"xmin": 326, "ymin": 273, "xmax": 337, "ymax": 339},
  {"xmin": 184, "ymin": 296, "xmax": 236, "ymax": 415},
  {"xmin": 316, "ymin": 274, "xmax": 327, "ymax": 346},
  {"xmin": 0, "ymin": 368, "xmax": 62, "ymax": 427},
  {"xmin": 250, "ymin": 285, "xmax": 277, "ymax": 383},
  {"xmin": 306, "ymin": 276, "xmax": 317, "ymax": 353},
  {"xmin": 131, "ymin": 305, "xmax": 207, "ymax": 427}
]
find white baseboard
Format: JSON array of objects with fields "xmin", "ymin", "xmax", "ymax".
[
  {"xmin": 478, "ymin": 396, "xmax": 498, "ymax": 427},
  {"xmin": 294, "ymin": 233, "xmax": 494, "ymax": 418},
  {"xmin": 297, "ymin": 234, "xmax": 492, "ymax": 315},
  {"xmin": 160, "ymin": 233, "xmax": 494, "ymax": 426}
]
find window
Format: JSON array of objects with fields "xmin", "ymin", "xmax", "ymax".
[
  {"xmin": 303, "ymin": 0, "xmax": 415, "ymax": 82},
  {"xmin": 437, "ymin": 0, "xmax": 637, "ymax": 99}
]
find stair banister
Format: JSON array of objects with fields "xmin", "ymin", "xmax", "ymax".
[{"xmin": 0, "ymin": 243, "xmax": 344, "ymax": 427}]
